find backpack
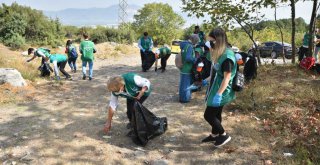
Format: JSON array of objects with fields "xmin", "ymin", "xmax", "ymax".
[
  {"xmin": 175, "ymin": 53, "xmax": 183, "ymax": 69},
  {"xmin": 69, "ymin": 46, "xmax": 78, "ymax": 58},
  {"xmin": 232, "ymin": 71, "xmax": 245, "ymax": 92},
  {"xmin": 300, "ymin": 57, "xmax": 315, "ymax": 70}
]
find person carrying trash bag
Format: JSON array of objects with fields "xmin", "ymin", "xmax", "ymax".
[
  {"xmin": 26, "ymin": 47, "xmax": 53, "ymax": 77},
  {"xmin": 104, "ymin": 73, "xmax": 152, "ymax": 134},
  {"xmin": 130, "ymin": 101, "xmax": 167, "ymax": 146},
  {"xmin": 138, "ymin": 32, "xmax": 154, "ymax": 72},
  {"xmin": 154, "ymin": 45, "xmax": 171, "ymax": 73},
  {"xmin": 201, "ymin": 28, "xmax": 237, "ymax": 147},
  {"xmin": 104, "ymin": 73, "xmax": 166, "ymax": 146}
]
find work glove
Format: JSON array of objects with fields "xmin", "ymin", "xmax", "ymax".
[
  {"xmin": 202, "ymin": 79, "xmax": 208, "ymax": 86},
  {"xmin": 212, "ymin": 93, "xmax": 222, "ymax": 107}
]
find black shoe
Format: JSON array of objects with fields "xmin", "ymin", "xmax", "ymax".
[
  {"xmin": 161, "ymin": 68, "xmax": 166, "ymax": 73},
  {"xmin": 214, "ymin": 134, "xmax": 231, "ymax": 147},
  {"xmin": 82, "ymin": 75, "xmax": 86, "ymax": 80},
  {"xmin": 89, "ymin": 77, "xmax": 92, "ymax": 81},
  {"xmin": 142, "ymin": 69, "xmax": 147, "ymax": 72},
  {"xmin": 201, "ymin": 134, "xmax": 218, "ymax": 143},
  {"xmin": 73, "ymin": 70, "xmax": 76, "ymax": 73}
]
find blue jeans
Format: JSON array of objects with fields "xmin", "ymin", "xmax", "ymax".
[
  {"xmin": 68, "ymin": 57, "xmax": 77, "ymax": 71},
  {"xmin": 179, "ymin": 73, "xmax": 192, "ymax": 103},
  {"xmin": 82, "ymin": 61, "xmax": 93, "ymax": 78}
]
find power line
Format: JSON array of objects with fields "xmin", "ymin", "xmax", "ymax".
[{"xmin": 118, "ymin": 0, "xmax": 128, "ymax": 28}]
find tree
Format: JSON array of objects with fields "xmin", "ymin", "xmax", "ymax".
[
  {"xmin": 132, "ymin": 3, "xmax": 185, "ymax": 46},
  {"xmin": 290, "ymin": 0, "xmax": 297, "ymax": 64},
  {"xmin": 308, "ymin": 0, "xmax": 320, "ymax": 55},
  {"xmin": 181, "ymin": 0, "xmax": 270, "ymax": 65},
  {"xmin": 0, "ymin": 2, "xmax": 64, "ymax": 48},
  {"xmin": 274, "ymin": 1, "xmax": 286, "ymax": 63}
]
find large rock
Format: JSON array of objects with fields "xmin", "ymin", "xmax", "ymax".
[{"xmin": 0, "ymin": 68, "xmax": 27, "ymax": 87}]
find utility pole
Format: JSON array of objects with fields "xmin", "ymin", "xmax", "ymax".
[{"xmin": 118, "ymin": 0, "xmax": 128, "ymax": 29}]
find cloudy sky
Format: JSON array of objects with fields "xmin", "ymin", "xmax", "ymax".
[{"xmin": 1, "ymin": 0, "xmax": 316, "ymax": 23}]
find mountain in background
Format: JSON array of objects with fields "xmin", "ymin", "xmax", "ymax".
[
  {"xmin": 44, "ymin": 4, "xmax": 140, "ymax": 26},
  {"xmin": 43, "ymin": 4, "xmax": 202, "ymax": 27}
]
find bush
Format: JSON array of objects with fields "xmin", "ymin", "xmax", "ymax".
[
  {"xmin": 0, "ymin": 3, "xmax": 64, "ymax": 49},
  {"xmin": 3, "ymin": 33, "xmax": 26, "ymax": 50}
]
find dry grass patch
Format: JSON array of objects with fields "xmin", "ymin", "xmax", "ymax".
[
  {"xmin": 232, "ymin": 64, "xmax": 320, "ymax": 164},
  {"xmin": 94, "ymin": 42, "xmax": 139, "ymax": 59},
  {"xmin": 0, "ymin": 44, "xmax": 39, "ymax": 82},
  {"xmin": 0, "ymin": 83, "xmax": 36, "ymax": 104}
]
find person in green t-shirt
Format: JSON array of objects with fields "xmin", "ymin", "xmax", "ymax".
[
  {"xmin": 299, "ymin": 32, "xmax": 311, "ymax": 61},
  {"xmin": 80, "ymin": 33, "xmax": 96, "ymax": 81},
  {"xmin": 104, "ymin": 73, "xmax": 152, "ymax": 134},
  {"xmin": 26, "ymin": 47, "xmax": 51, "ymax": 64},
  {"xmin": 27, "ymin": 48, "xmax": 71, "ymax": 80},
  {"xmin": 154, "ymin": 45, "xmax": 171, "ymax": 72},
  {"xmin": 201, "ymin": 28, "xmax": 237, "ymax": 148},
  {"xmin": 138, "ymin": 32, "xmax": 154, "ymax": 72},
  {"xmin": 26, "ymin": 47, "xmax": 54, "ymax": 77},
  {"xmin": 48, "ymin": 54, "xmax": 71, "ymax": 80}
]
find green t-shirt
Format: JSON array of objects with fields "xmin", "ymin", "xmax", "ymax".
[
  {"xmin": 49, "ymin": 54, "xmax": 67, "ymax": 63},
  {"xmin": 158, "ymin": 47, "xmax": 171, "ymax": 58},
  {"xmin": 80, "ymin": 40, "xmax": 95, "ymax": 62},
  {"xmin": 35, "ymin": 48, "xmax": 51, "ymax": 57},
  {"xmin": 303, "ymin": 33, "xmax": 310, "ymax": 47},
  {"xmin": 140, "ymin": 36, "xmax": 152, "ymax": 50}
]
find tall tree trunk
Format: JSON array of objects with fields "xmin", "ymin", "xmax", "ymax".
[
  {"xmin": 290, "ymin": 0, "xmax": 296, "ymax": 64},
  {"xmin": 274, "ymin": 4, "xmax": 286, "ymax": 63},
  {"xmin": 308, "ymin": 0, "xmax": 319, "ymax": 56}
]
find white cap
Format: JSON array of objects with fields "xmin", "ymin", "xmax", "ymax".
[
  {"xmin": 155, "ymin": 49, "xmax": 160, "ymax": 55},
  {"xmin": 235, "ymin": 53, "xmax": 242, "ymax": 61}
]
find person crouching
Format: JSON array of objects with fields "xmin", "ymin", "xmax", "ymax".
[{"xmin": 104, "ymin": 73, "xmax": 152, "ymax": 135}]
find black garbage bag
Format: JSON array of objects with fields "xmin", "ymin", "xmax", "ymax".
[
  {"xmin": 39, "ymin": 63, "xmax": 52, "ymax": 77},
  {"xmin": 243, "ymin": 55, "xmax": 257, "ymax": 82},
  {"xmin": 142, "ymin": 51, "xmax": 156, "ymax": 71},
  {"xmin": 131, "ymin": 101, "xmax": 167, "ymax": 146}
]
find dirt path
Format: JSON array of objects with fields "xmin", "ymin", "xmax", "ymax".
[{"xmin": 0, "ymin": 54, "xmax": 273, "ymax": 165}]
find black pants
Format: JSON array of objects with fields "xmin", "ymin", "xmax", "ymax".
[
  {"xmin": 126, "ymin": 95, "xmax": 148, "ymax": 122},
  {"xmin": 140, "ymin": 50, "xmax": 146, "ymax": 68},
  {"xmin": 298, "ymin": 46, "xmax": 310, "ymax": 61},
  {"xmin": 160, "ymin": 54, "xmax": 171, "ymax": 69},
  {"xmin": 204, "ymin": 106, "xmax": 224, "ymax": 135},
  {"xmin": 57, "ymin": 61, "xmax": 71, "ymax": 78}
]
